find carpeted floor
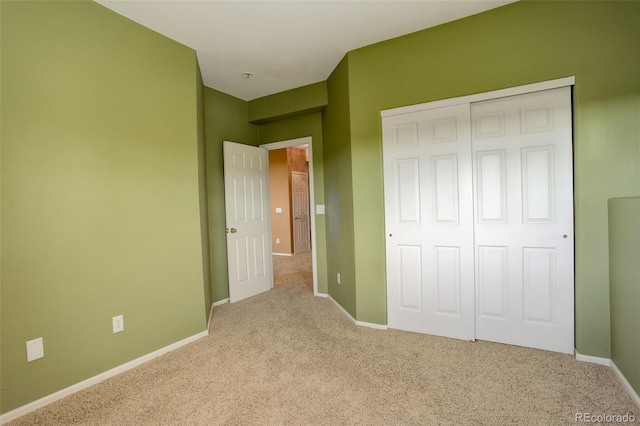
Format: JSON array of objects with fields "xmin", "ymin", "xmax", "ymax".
[
  {"xmin": 8, "ymin": 253, "xmax": 638, "ymax": 425},
  {"xmin": 273, "ymin": 251, "xmax": 313, "ymax": 293}
]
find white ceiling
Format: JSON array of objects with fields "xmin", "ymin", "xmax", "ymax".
[{"xmin": 96, "ymin": 0, "xmax": 516, "ymax": 101}]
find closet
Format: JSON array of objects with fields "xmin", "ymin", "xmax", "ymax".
[{"xmin": 382, "ymin": 80, "xmax": 574, "ymax": 354}]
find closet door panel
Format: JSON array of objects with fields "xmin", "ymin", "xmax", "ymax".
[
  {"xmin": 472, "ymin": 87, "xmax": 574, "ymax": 354},
  {"xmin": 384, "ymin": 105, "xmax": 474, "ymax": 340}
]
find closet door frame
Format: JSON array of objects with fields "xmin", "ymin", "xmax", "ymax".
[
  {"xmin": 382, "ymin": 76, "xmax": 575, "ymax": 351},
  {"xmin": 381, "ymin": 77, "xmax": 574, "ymax": 119}
]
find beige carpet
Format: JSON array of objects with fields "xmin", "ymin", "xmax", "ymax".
[
  {"xmin": 273, "ymin": 251, "xmax": 313, "ymax": 294},
  {"xmin": 9, "ymin": 254, "xmax": 638, "ymax": 425}
]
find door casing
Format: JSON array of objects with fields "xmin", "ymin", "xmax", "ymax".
[{"xmin": 260, "ymin": 137, "xmax": 321, "ymax": 296}]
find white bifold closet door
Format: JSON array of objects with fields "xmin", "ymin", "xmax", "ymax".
[{"xmin": 384, "ymin": 86, "xmax": 574, "ymax": 354}]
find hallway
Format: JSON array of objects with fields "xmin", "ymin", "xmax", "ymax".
[{"xmin": 272, "ymin": 252, "xmax": 312, "ymax": 294}]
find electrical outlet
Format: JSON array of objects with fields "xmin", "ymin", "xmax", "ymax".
[
  {"xmin": 337, "ymin": 272, "xmax": 341, "ymax": 285},
  {"xmin": 276, "ymin": 238, "xmax": 280, "ymax": 245},
  {"xmin": 112, "ymin": 315, "xmax": 124, "ymax": 333},
  {"xmin": 26, "ymin": 337, "xmax": 44, "ymax": 362}
]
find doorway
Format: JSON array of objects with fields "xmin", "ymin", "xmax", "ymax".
[{"xmin": 261, "ymin": 137, "xmax": 318, "ymax": 296}]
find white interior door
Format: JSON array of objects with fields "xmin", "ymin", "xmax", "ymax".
[
  {"xmin": 384, "ymin": 104, "xmax": 475, "ymax": 340},
  {"xmin": 223, "ymin": 141, "xmax": 273, "ymax": 303},
  {"xmin": 292, "ymin": 171, "xmax": 311, "ymax": 254},
  {"xmin": 472, "ymin": 87, "xmax": 574, "ymax": 353}
]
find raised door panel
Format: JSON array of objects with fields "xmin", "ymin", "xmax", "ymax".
[
  {"xmin": 232, "ymin": 177, "xmax": 247, "ymax": 223},
  {"xmin": 523, "ymin": 247, "xmax": 555, "ymax": 324},
  {"xmin": 398, "ymin": 245, "xmax": 422, "ymax": 310},
  {"xmin": 396, "ymin": 158, "xmax": 421, "ymax": 225},
  {"xmin": 477, "ymin": 245, "xmax": 508, "ymax": 319},
  {"xmin": 234, "ymin": 236, "xmax": 250, "ymax": 284},
  {"xmin": 476, "ymin": 150, "xmax": 507, "ymax": 223},
  {"xmin": 432, "ymin": 155, "xmax": 459, "ymax": 224},
  {"xmin": 434, "ymin": 246, "xmax": 461, "ymax": 316},
  {"xmin": 522, "ymin": 146, "xmax": 555, "ymax": 223}
]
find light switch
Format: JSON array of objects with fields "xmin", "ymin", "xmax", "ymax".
[
  {"xmin": 26, "ymin": 337, "xmax": 44, "ymax": 362},
  {"xmin": 275, "ymin": 207, "xmax": 282, "ymax": 213},
  {"xmin": 316, "ymin": 205, "xmax": 325, "ymax": 215}
]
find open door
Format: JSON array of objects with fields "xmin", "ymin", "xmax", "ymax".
[
  {"xmin": 223, "ymin": 141, "xmax": 273, "ymax": 303},
  {"xmin": 292, "ymin": 171, "xmax": 311, "ymax": 254}
]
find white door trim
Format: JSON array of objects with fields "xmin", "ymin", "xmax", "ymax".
[
  {"xmin": 381, "ymin": 76, "xmax": 575, "ymax": 117},
  {"xmin": 260, "ymin": 137, "xmax": 320, "ymax": 297}
]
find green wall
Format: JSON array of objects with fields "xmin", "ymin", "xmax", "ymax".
[
  {"xmin": 259, "ymin": 113, "xmax": 328, "ymax": 294},
  {"xmin": 196, "ymin": 62, "xmax": 212, "ymax": 320},
  {"xmin": 1, "ymin": 0, "xmax": 207, "ymax": 414},
  {"xmin": 249, "ymin": 81, "xmax": 328, "ymax": 124},
  {"xmin": 609, "ymin": 197, "xmax": 640, "ymax": 395},
  {"xmin": 322, "ymin": 57, "xmax": 357, "ymax": 317},
  {"xmin": 334, "ymin": 0, "xmax": 640, "ymax": 356},
  {"xmin": 203, "ymin": 88, "xmax": 259, "ymax": 302}
]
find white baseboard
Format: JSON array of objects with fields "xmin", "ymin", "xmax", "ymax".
[
  {"xmin": 0, "ymin": 330, "xmax": 209, "ymax": 425},
  {"xmin": 212, "ymin": 298, "xmax": 229, "ymax": 307},
  {"xmin": 328, "ymin": 295, "xmax": 357, "ymax": 323},
  {"xmin": 575, "ymin": 350, "xmax": 611, "ymax": 366},
  {"xmin": 356, "ymin": 320, "xmax": 388, "ymax": 330},
  {"xmin": 575, "ymin": 350, "xmax": 640, "ymax": 410},
  {"xmin": 314, "ymin": 292, "xmax": 328, "ymax": 298},
  {"xmin": 327, "ymin": 296, "xmax": 387, "ymax": 330},
  {"xmin": 272, "ymin": 252, "xmax": 293, "ymax": 256},
  {"xmin": 207, "ymin": 302, "xmax": 215, "ymax": 332},
  {"xmin": 209, "ymin": 299, "xmax": 229, "ymax": 331},
  {"xmin": 611, "ymin": 360, "xmax": 640, "ymax": 410}
]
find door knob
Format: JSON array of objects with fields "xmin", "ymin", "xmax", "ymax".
[{"xmin": 230, "ymin": 228, "xmax": 237, "ymax": 233}]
